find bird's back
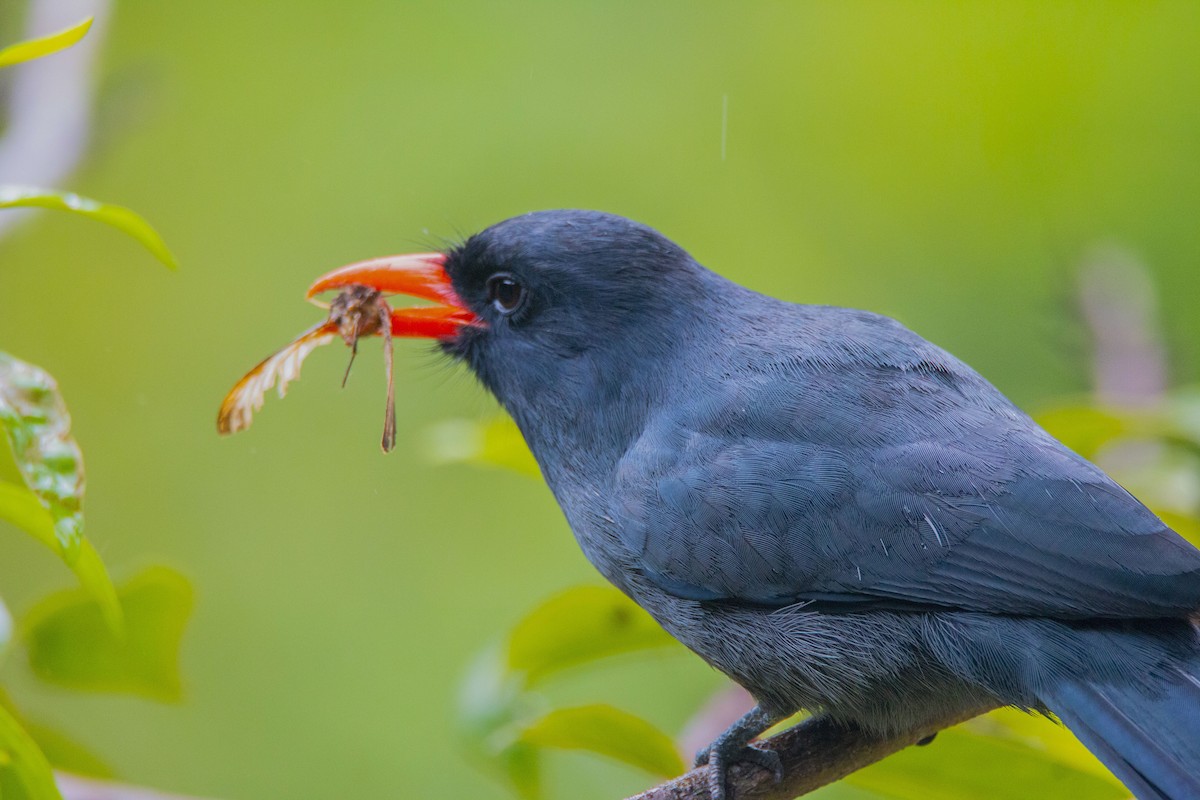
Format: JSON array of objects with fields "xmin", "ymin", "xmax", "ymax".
[{"xmin": 608, "ymin": 296, "xmax": 1200, "ymax": 620}]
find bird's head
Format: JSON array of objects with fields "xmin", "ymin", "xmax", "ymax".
[{"xmin": 308, "ymin": 210, "xmax": 720, "ymax": 462}]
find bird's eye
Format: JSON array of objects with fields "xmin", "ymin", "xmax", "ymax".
[{"xmin": 486, "ymin": 273, "xmax": 525, "ymax": 314}]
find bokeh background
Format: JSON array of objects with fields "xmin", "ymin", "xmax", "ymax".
[{"xmin": 2, "ymin": 1, "xmax": 1199, "ymax": 798}]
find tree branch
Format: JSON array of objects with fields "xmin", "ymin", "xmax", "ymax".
[{"xmin": 627, "ymin": 702, "xmax": 998, "ymax": 800}]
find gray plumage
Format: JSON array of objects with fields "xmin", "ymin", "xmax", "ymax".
[{"xmin": 440, "ymin": 210, "xmax": 1200, "ymax": 799}]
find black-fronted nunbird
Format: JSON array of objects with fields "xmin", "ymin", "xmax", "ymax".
[{"xmin": 308, "ymin": 210, "xmax": 1200, "ymax": 800}]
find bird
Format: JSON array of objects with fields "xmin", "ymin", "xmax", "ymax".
[{"xmin": 305, "ymin": 210, "xmax": 1200, "ymax": 800}]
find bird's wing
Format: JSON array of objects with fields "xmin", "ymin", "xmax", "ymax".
[{"xmin": 613, "ymin": 355, "xmax": 1200, "ymax": 620}]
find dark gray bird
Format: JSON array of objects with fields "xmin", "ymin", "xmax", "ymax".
[{"xmin": 310, "ymin": 210, "xmax": 1200, "ymax": 800}]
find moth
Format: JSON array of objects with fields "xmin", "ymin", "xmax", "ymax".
[
  {"xmin": 217, "ymin": 253, "xmax": 475, "ymax": 452},
  {"xmin": 217, "ymin": 284, "xmax": 396, "ymax": 450}
]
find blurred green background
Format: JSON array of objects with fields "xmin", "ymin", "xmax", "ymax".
[{"xmin": 1, "ymin": 1, "xmax": 1199, "ymax": 798}]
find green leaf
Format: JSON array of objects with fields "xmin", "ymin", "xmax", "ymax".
[
  {"xmin": 808, "ymin": 783, "xmax": 892, "ymax": 800},
  {"xmin": 456, "ymin": 645, "xmax": 544, "ymax": 799},
  {"xmin": 1155, "ymin": 509, "xmax": 1200, "ymax": 547},
  {"xmin": 972, "ymin": 708, "xmax": 1123, "ymax": 787},
  {"xmin": 426, "ymin": 416, "xmax": 541, "ymax": 478},
  {"xmin": 0, "ymin": 702, "xmax": 62, "ymax": 800},
  {"xmin": 0, "ymin": 480, "xmax": 121, "ymax": 631},
  {"xmin": 0, "ymin": 353, "xmax": 88, "ymax": 559},
  {"xmin": 0, "ymin": 691, "xmax": 112, "ymax": 779},
  {"xmin": 0, "ymin": 481, "xmax": 57, "ymax": 548},
  {"xmin": 0, "ymin": 482, "xmax": 120, "ymax": 633},
  {"xmin": 458, "ymin": 642, "xmax": 530, "ymax": 747},
  {"xmin": 0, "ymin": 187, "xmax": 177, "ymax": 269},
  {"xmin": 507, "ymin": 585, "xmax": 677, "ymax": 686},
  {"xmin": 1036, "ymin": 400, "xmax": 1200, "ymax": 461},
  {"xmin": 21, "ymin": 720, "xmax": 112, "ymax": 779},
  {"xmin": 460, "ymin": 587, "xmax": 681, "ymax": 798},
  {"xmin": 519, "ymin": 704, "xmax": 685, "ymax": 779},
  {"xmin": 0, "ymin": 18, "xmax": 91, "ymax": 68},
  {"xmin": 1036, "ymin": 405, "xmax": 1135, "ymax": 460},
  {"xmin": 1165, "ymin": 387, "xmax": 1200, "ymax": 441},
  {"xmin": 23, "ymin": 566, "xmax": 193, "ymax": 701},
  {"xmin": 843, "ymin": 721, "xmax": 1126, "ymax": 800},
  {"xmin": 494, "ymin": 741, "xmax": 541, "ymax": 800}
]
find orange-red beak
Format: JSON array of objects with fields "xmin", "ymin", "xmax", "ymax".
[{"xmin": 306, "ymin": 252, "xmax": 478, "ymax": 338}]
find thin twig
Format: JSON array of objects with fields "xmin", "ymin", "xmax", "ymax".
[{"xmin": 627, "ymin": 703, "xmax": 997, "ymax": 800}]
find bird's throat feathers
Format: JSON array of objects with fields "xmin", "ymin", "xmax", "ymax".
[{"xmin": 463, "ymin": 329, "xmax": 678, "ymax": 486}]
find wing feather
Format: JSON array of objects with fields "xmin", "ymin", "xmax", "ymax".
[{"xmin": 615, "ymin": 337, "xmax": 1200, "ymax": 619}]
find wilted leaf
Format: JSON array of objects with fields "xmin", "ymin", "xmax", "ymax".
[
  {"xmin": 426, "ymin": 416, "xmax": 541, "ymax": 478},
  {"xmin": 0, "ymin": 702, "xmax": 62, "ymax": 800},
  {"xmin": 0, "ymin": 353, "xmax": 88, "ymax": 558},
  {"xmin": 23, "ymin": 567, "xmax": 192, "ymax": 701},
  {"xmin": 0, "ymin": 481, "xmax": 121, "ymax": 632},
  {"xmin": 507, "ymin": 585, "xmax": 677, "ymax": 686},
  {"xmin": 519, "ymin": 704, "xmax": 685, "ymax": 779},
  {"xmin": 0, "ymin": 187, "xmax": 177, "ymax": 269},
  {"xmin": 0, "ymin": 17, "xmax": 91, "ymax": 68},
  {"xmin": 843, "ymin": 722, "xmax": 1126, "ymax": 800}
]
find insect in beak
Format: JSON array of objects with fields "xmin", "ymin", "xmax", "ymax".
[
  {"xmin": 327, "ymin": 284, "xmax": 396, "ymax": 451},
  {"xmin": 217, "ymin": 252, "xmax": 477, "ymax": 452}
]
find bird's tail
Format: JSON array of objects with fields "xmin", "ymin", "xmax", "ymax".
[{"xmin": 1040, "ymin": 645, "xmax": 1200, "ymax": 800}]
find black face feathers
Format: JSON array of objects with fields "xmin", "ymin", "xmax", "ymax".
[
  {"xmin": 444, "ymin": 210, "xmax": 701, "ymax": 331},
  {"xmin": 438, "ymin": 210, "xmax": 719, "ymax": 408}
]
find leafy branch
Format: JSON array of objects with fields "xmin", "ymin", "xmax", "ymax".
[
  {"xmin": 0, "ymin": 16, "xmax": 190, "ymax": 800},
  {"xmin": 0, "ymin": 186, "xmax": 177, "ymax": 269},
  {"xmin": 458, "ymin": 585, "xmax": 683, "ymax": 799}
]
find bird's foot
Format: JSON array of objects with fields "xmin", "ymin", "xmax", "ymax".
[
  {"xmin": 696, "ymin": 740, "xmax": 783, "ymax": 800},
  {"xmin": 693, "ymin": 704, "xmax": 786, "ymax": 800}
]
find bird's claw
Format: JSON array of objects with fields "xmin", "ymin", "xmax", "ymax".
[{"xmin": 703, "ymin": 742, "xmax": 784, "ymax": 800}]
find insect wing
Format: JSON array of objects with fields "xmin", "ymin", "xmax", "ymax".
[{"xmin": 217, "ymin": 322, "xmax": 338, "ymax": 435}]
